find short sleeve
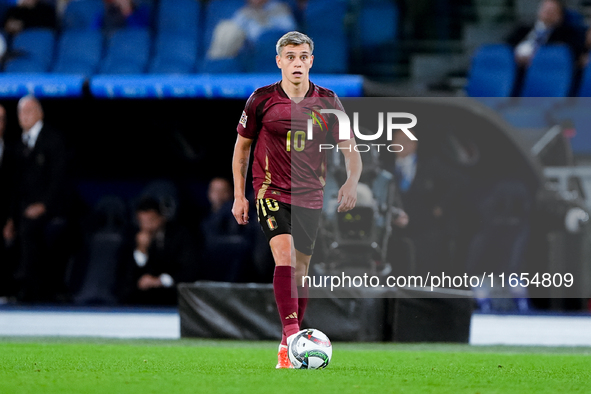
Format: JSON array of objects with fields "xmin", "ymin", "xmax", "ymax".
[{"xmin": 237, "ymin": 92, "xmax": 259, "ymax": 139}]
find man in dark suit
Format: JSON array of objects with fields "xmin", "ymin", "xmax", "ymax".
[
  {"xmin": 506, "ymin": 0, "xmax": 586, "ymax": 95},
  {"xmin": 0, "ymin": 103, "xmax": 18, "ymax": 299},
  {"xmin": 117, "ymin": 196, "xmax": 198, "ymax": 306},
  {"xmin": 0, "ymin": 104, "xmax": 10, "ymax": 234},
  {"xmin": 386, "ymin": 129, "xmax": 467, "ymax": 277},
  {"xmin": 2, "ymin": 95, "xmax": 68, "ymax": 303},
  {"xmin": 2, "ymin": 0, "xmax": 57, "ymax": 37}
]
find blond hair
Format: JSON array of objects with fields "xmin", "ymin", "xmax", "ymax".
[{"xmin": 276, "ymin": 31, "xmax": 314, "ymax": 56}]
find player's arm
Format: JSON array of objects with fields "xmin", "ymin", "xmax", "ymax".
[
  {"xmin": 336, "ymin": 138, "xmax": 362, "ymax": 212},
  {"xmin": 232, "ymin": 134, "xmax": 254, "ymax": 225}
]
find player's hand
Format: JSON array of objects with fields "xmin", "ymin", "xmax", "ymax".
[
  {"xmin": 232, "ymin": 196, "xmax": 250, "ymax": 225},
  {"xmin": 337, "ymin": 180, "xmax": 357, "ymax": 213}
]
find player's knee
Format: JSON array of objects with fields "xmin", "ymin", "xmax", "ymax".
[{"xmin": 273, "ymin": 250, "xmax": 294, "ymax": 266}]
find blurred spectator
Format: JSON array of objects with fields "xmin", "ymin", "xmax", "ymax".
[
  {"xmin": 507, "ymin": 0, "xmax": 584, "ymax": 67},
  {"xmin": 506, "ymin": 0, "xmax": 586, "ymax": 95},
  {"xmin": 0, "ymin": 103, "xmax": 17, "ymax": 299},
  {"xmin": 207, "ymin": 0, "xmax": 296, "ymax": 60},
  {"xmin": 199, "ymin": 177, "xmax": 256, "ymax": 282},
  {"xmin": 2, "ymin": 95, "xmax": 68, "ymax": 303},
  {"xmin": 2, "ymin": 0, "xmax": 56, "ymax": 36},
  {"xmin": 0, "ymin": 104, "xmax": 8, "ymax": 224},
  {"xmin": 116, "ymin": 196, "xmax": 198, "ymax": 306},
  {"xmin": 384, "ymin": 129, "xmax": 467, "ymax": 277},
  {"xmin": 97, "ymin": 0, "xmax": 150, "ymax": 36},
  {"xmin": 464, "ymin": 179, "xmax": 533, "ymax": 313}
]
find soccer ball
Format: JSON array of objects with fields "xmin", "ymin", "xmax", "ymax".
[{"xmin": 287, "ymin": 328, "xmax": 332, "ymax": 369}]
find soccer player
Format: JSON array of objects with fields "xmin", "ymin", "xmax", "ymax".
[{"xmin": 231, "ymin": 31, "xmax": 362, "ymax": 368}]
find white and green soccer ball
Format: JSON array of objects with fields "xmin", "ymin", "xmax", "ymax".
[{"xmin": 287, "ymin": 328, "xmax": 332, "ymax": 369}]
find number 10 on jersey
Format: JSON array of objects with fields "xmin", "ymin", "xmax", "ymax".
[{"xmin": 286, "ymin": 130, "xmax": 306, "ymax": 152}]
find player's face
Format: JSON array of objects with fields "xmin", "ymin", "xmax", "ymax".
[{"xmin": 276, "ymin": 44, "xmax": 314, "ymax": 85}]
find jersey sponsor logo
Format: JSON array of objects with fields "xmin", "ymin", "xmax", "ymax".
[{"xmin": 239, "ymin": 111, "xmax": 248, "ymax": 127}]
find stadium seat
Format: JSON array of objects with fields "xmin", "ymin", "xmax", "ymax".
[
  {"xmin": 156, "ymin": 0, "xmax": 201, "ymax": 38},
  {"xmin": 201, "ymin": 57, "xmax": 243, "ymax": 73},
  {"xmin": 149, "ymin": 32, "xmax": 198, "ymax": 74},
  {"xmin": 466, "ymin": 44, "xmax": 516, "ymax": 98},
  {"xmin": 355, "ymin": 0, "xmax": 398, "ymax": 49},
  {"xmin": 72, "ymin": 195, "xmax": 128, "ymax": 306},
  {"xmin": 303, "ymin": 0, "xmax": 349, "ymax": 73},
  {"xmin": 52, "ymin": 30, "xmax": 103, "ymax": 75},
  {"xmin": 247, "ymin": 29, "xmax": 285, "ymax": 73},
  {"xmin": 4, "ymin": 28, "xmax": 56, "ymax": 72},
  {"xmin": 310, "ymin": 35, "xmax": 348, "ymax": 74},
  {"xmin": 550, "ymin": 104, "xmax": 591, "ymax": 156},
  {"xmin": 61, "ymin": 0, "xmax": 104, "ymax": 31},
  {"xmin": 520, "ymin": 44, "xmax": 574, "ymax": 97},
  {"xmin": 202, "ymin": 0, "xmax": 245, "ymax": 58},
  {"xmin": 99, "ymin": 28, "xmax": 151, "ymax": 74}
]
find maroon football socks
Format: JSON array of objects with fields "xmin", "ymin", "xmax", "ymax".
[{"xmin": 274, "ymin": 266, "xmax": 300, "ymax": 341}]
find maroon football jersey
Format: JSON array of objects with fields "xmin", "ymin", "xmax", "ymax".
[{"xmin": 237, "ymin": 81, "xmax": 351, "ymax": 209}]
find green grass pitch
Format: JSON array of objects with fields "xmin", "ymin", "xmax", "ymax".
[{"xmin": 1, "ymin": 337, "xmax": 590, "ymax": 393}]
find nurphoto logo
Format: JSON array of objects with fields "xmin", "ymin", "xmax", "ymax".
[{"xmin": 310, "ymin": 110, "xmax": 418, "ymax": 152}]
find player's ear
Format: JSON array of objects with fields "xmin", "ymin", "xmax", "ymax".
[
  {"xmin": 276, "ymin": 55, "xmax": 281, "ymax": 69},
  {"xmin": 309, "ymin": 54, "xmax": 314, "ymax": 69}
]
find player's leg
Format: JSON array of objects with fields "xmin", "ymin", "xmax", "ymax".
[
  {"xmin": 269, "ymin": 233, "xmax": 300, "ymax": 339},
  {"xmin": 294, "ymin": 250, "xmax": 311, "ymax": 330},
  {"xmin": 255, "ymin": 198, "xmax": 298, "ymax": 368},
  {"xmin": 268, "ymin": 234, "xmax": 298, "ymax": 369},
  {"xmin": 291, "ymin": 205, "xmax": 322, "ymax": 338}
]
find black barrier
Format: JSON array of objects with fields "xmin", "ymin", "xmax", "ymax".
[{"xmin": 178, "ymin": 282, "xmax": 473, "ymax": 343}]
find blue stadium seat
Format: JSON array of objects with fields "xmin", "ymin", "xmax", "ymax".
[
  {"xmin": 248, "ymin": 29, "xmax": 285, "ymax": 73},
  {"xmin": 304, "ymin": 0, "xmax": 349, "ymax": 73},
  {"xmin": 61, "ymin": 0, "xmax": 104, "ymax": 31},
  {"xmin": 149, "ymin": 32, "xmax": 198, "ymax": 74},
  {"xmin": 498, "ymin": 105, "xmax": 551, "ymax": 129},
  {"xmin": 99, "ymin": 28, "xmax": 151, "ymax": 74},
  {"xmin": 203, "ymin": 0, "xmax": 245, "ymax": 57},
  {"xmin": 304, "ymin": 0, "xmax": 347, "ymax": 35},
  {"xmin": 310, "ymin": 35, "xmax": 348, "ymax": 74},
  {"xmin": 550, "ymin": 104, "xmax": 591, "ymax": 155},
  {"xmin": 201, "ymin": 57, "xmax": 243, "ymax": 74},
  {"xmin": 356, "ymin": 0, "xmax": 398, "ymax": 49},
  {"xmin": 520, "ymin": 44, "xmax": 574, "ymax": 97},
  {"xmin": 156, "ymin": 0, "xmax": 201, "ymax": 38},
  {"xmin": 466, "ymin": 44, "xmax": 516, "ymax": 98},
  {"xmin": 4, "ymin": 28, "xmax": 56, "ymax": 72},
  {"xmin": 52, "ymin": 30, "xmax": 103, "ymax": 75}
]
